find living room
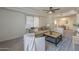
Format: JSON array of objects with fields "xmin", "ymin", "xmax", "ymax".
[{"xmin": 0, "ymin": 7, "xmax": 79, "ymax": 51}]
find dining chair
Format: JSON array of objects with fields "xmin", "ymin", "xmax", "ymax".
[{"xmin": 24, "ymin": 33, "xmax": 35, "ymax": 51}]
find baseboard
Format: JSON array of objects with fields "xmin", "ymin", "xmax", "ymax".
[{"xmin": 0, "ymin": 36, "xmax": 23, "ymax": 42}]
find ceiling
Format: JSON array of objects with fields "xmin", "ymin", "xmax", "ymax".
[
  {"xmin": 28, "ymin": 7, "xmax": 79, "ymax": 13},
  {"xmin": 23, "ymin": 7, "xmax": 79, "ymax": 17},
  {"xmin": 4, "ymin": 7, "xmax": 79, "ymax": 17}
]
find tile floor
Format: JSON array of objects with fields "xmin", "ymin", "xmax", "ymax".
[{"xmin": 0, "ymin": 30, "xmax": 79, "ymax": 51}]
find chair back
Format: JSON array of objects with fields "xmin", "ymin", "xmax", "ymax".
[{"xmin": 24, "ymin": 33, "xmax": 35, "ymax": 51}]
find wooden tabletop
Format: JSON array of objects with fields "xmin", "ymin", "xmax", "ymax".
[
  {"xmin": 44, "ymin": 31, "xmax": 61, "ymax": 38},
  {"xmin": 35, "ymin": 30, "xmax": 49, "ymax": 35}
]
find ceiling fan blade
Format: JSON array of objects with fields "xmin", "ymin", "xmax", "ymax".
[
  {"xmin": 54, "ymin": 8, "xmax": 60, "ymax": 10},
  {"xmin": 43, "ymin": 10, "xmax": 49, "ymax": 11},
  {"xmin": 43, "ymin": 10, "xmax": 49, "ymax": 13},
  {"xmin": 51, "ymin": 10, "xmax": 55, "ymax": 13}
]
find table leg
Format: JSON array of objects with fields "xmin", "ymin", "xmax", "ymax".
[{"xmin": 55, "ymin": 39, "xmax": 57, "ymax": 46}]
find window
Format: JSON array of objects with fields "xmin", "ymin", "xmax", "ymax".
[
  {"xmin": 25, "ymin": 16, "xmax": 39, "ymax": 29},
  {"xmin": 25, "ymin": 16, "xmax": 34, "ymax": 29},
  {"xmin": 34, "ymin": 17, "xmax": 39, "ymax": 27}
]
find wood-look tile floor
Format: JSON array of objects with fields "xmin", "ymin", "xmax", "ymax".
[
  {"xmin": 46, "ymin": 30, "xmax": 79, "ymax": 51},
  {"xmin": 0, "ymin": 37, "xmax": 24, "ymax": 51},
  {"xmin": 0, "ymin": 30, "xmax": 79, "ymax": 51}
]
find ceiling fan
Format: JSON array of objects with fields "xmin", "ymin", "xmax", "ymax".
[{"xmin": 43, "ymin": 7, "xmax": 60, "ymax": 14}]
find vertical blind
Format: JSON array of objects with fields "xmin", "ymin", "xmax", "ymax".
[
  {"xmin": 34, "ymin": 16, "xmax": 39, "ymax": 27},
  {"xmin": 25, "ymin": 16, "xmax": 39, "ymax": 29}
]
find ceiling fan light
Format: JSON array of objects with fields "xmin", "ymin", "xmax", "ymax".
[{"xmin": 48, "ymin": 11, "xmax": 52, "ymax": 14}]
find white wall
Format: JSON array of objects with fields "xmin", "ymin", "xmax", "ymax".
[
  {"xmin": 0, "ymin": 8, "xmax": 47, "ymax": 41},
  {"xmin": 73, "ymin": 14, "xmax": 79, "ymax": 30},
  {"xmin": 76, "ymin": 14, "xmax": 79, "ymax": 24},
  {"xmin": 46, "ymin": 14, "xmax": 77, "ymax": 30},
  {"xmin": 39, "ymin": 16, "xmax": 47, "ymax": 27},
  {"xmin": 0, "ymin": 8, "xmax": 25, "ymax": 41},
  {"xmin": 46, "ymin": 14, "xmax": 55, "ymax": 30}
]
